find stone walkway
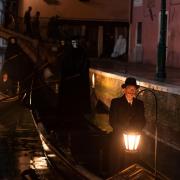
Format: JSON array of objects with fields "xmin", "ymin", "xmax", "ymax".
[{"xmin": 90, "ymin": 58, "xmax": 180, "ymax": 87}]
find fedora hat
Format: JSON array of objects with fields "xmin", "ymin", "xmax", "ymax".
[{"xmin": 121, "ymin": 77, "xmax": 139, "ymax": 89}]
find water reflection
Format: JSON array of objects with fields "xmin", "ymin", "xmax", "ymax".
[
  {"xmin": 30, "ymin": 156, "xmax": 48, "ymax": 170},
  {"xmin": 47, "ymin": 154, "xmax": 56, "ymax": 158},
  {"xmin": 0, "ymin": 102, "xmax": 57, "ymax": 179},
  {"xmin": 0, "ymin": 37, "xmax": 7, "ymax": 71},
  {"xmin": 40, "ymin": 134, "xmax": 50, "ymax": 152}
]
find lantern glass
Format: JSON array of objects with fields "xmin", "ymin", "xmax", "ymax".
[{"xmin": 123, "ymin": 132, "xmax": 141, "ymax": 152}]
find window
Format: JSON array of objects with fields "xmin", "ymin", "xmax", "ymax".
[{"xmin": 136, "ymin": 22, "xmax": 142, "ymax": 45}]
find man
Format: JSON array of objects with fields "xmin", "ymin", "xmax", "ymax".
[
  {"xmin": 108, "ymin": 77, "xmax": 146, "ymax": 174},
  {"xmin": 5, "ymin": 37, "xmax": 20, "ymax": 60},
  {"xmin": 32, "ymin": 11, "xmax": 41, "ymax": 39},
  {"xmin": 0, "ymin": 73, "xmax": 13, "ymax": 96},
  {"xmin": 109, "ymin": 77, "xmax": 146, "ymax": 132},
  {"xmin": 24, "ymin": 6, "xmax": 32, "ymax": 36},
  {"xmin": 111, "ymin": 34, "xmax": 127, "ymax": 58}
]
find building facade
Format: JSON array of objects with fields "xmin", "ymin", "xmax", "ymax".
[
  {"xmin": 18, "ymin": 0, "xmax": 130, "ymax": 57},
  {"xmin": 130, "ymin": 0, "xmax": 180, "ymax": 68}
]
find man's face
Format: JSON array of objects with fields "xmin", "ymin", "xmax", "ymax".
[
  {"xmin": 2, "ymin": 73, "xmax": 8, "ymax": 82},
  {"xmin": 10, "ymin": 38, "xmax": 16, "ymax": 44},
  {"xmin": 124, "ymin": 85, "xmax": 137, "ymax": 100}
]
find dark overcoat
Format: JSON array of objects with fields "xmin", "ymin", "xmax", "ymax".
[
  {"xmin": 108, "ymin": 95, "xmax": 146, "ymax": 174},
  {"xmin": 109, "ymin": 95, "xmax": 146, "ymax": 132}
]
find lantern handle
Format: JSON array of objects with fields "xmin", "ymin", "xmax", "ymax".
[{"xmin": 136, "ymin": 88, "xmax": 158, "ymax": 178}]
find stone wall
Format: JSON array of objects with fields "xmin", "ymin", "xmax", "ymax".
[
  {"xmin": 89, "ymin": 68, "xmax": 180, "ymax": 178},
  {"xmin": 89, "ymin": 68, "xmax": 180, "ymax": 148}
]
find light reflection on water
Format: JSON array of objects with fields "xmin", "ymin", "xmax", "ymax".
[
  {"xmin": 0, "ymin": 37, "xmax": 7, "ymax": 72},
  {"xmin": 30, "ymin": 156, "xmax": 48, "ymax": 170},
  {"xmin": 0, "ymin": 102, "xmax": 57, "ymax": 179},
  {"xmin": 0, "ymin": 35, "xmax": 66, "ymax": 178},
  {"xmin": 40, "ymin": 134, "xmax": 50, "ymax": 152},
  {"xmin": 47, "ymin": 154, "xmax": 56, "ymax": 158}
]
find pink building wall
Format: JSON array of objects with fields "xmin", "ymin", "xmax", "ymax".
[
  {"xmin": 168, "ymin": 0, "xmax": 180, "ymax": 67},
  {"xmin": 130, "ymin": 0, "xmax": 180, "ymax": 68},
  {"xmin": 18, "ymin": 0, "xmax": 130, "ymax": 21}
]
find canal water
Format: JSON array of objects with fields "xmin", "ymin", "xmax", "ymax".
[{"xmin": 0, "ymin": 99, "xmax": 65, "ymax": 179}]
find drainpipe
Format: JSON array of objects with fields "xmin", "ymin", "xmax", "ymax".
[{"xmin": 156, "ymin": 0, "xmax": 167, "ymax": 81}]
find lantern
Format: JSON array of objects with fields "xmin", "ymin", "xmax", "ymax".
[{"xmin": 123, "ymin": 131, "xmax": 141, "ymax": 152}]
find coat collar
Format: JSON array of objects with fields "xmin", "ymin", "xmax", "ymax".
[{"xmin": 121, "ymin": 94, "xmax": 136, "ymax": 106}]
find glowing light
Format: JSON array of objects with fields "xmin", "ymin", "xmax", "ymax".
[
  {"xmin": 30, "ymin": 157, "xmax": 48, "ymax": 170},
  {"xmin": 47, "ymin": 154, "xmax": 56, "ymax": 158},
  {"xmin": 92, "ymin": 73, "xmax": 95, "ymax": 88},
  {"xmin": 123, "ymin": 132, "xmax": 141, "ymax": 152},
  {"xmin": 40, "ymin": 134, "xmax": 50, "ymax": 152},
  {"xmin": 2, "ymin": 73, "xmax": 8, "ymax": 82}
]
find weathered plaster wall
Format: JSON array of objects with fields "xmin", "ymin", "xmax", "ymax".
[
  {"xmin": 167, "ymin": 1, "xmax": 180, "ymax": 67},
  {"xmin": 130, "ymin": 0, "xmax": 180, "ymax": 68}
]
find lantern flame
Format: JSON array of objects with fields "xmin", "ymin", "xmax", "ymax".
[{"xmin": 123, "ymin": 132, "xmax": 141, "ymax": 151}]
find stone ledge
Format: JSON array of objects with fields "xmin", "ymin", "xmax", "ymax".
[{"xmin": 90, "ymin": 68, "xmax": 180, "ymax": 95}]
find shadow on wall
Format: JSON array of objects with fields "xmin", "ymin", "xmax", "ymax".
[{"xmin": 44, "ymin": 0, "xmax": 61, "ymax": 5}]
